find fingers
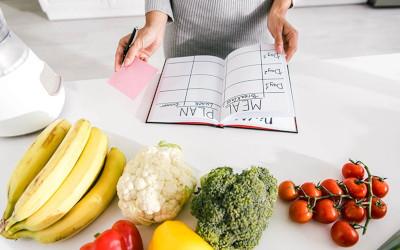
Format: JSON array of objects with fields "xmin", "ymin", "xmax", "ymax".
[
  {"xmin": 274, "ymin": 26, "xmax": 284, "ymax": 54},
  {"xmin": 122, "ymin": 29, "xmax": 151, "ymax": 67},
  {"xmin": 123, "ymin": 39, "xmax": 141, "ymax": 67},
  {"xmin": 114, "ymin": 26, "xmax": 162, "ymax": 70},
  {"xmin": 139, "ymin": 55, "xmax": 149, "ymax": 62},
  {"xmin": 114, "ymin": 45, "xmax": 124, "ymax": 72},
  {"xmin": 284, "ymin": 25, "xmax": 298, "ymax": 62},
  {"xmin": 137, "ymin": 50, "xmax": 151, "ymax": 61},
  {"xmin": 285, "ymin": 37, "xmax": 297, "ymax": 62},
  {"xmin": 114, "ymin": 35, "xmax": 130, "ymax": 72},
  {"xmin": 268, "ymin": 13, "xmax": 299, "ymax": 62}
]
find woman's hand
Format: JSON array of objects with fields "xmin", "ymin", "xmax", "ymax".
[
  {"xmin": 114, "ymin": 11, "xmax": 168, "ymax": 71},
  {"xmin": 268, "ymin": 0, "xmax": 298, "ymax": 62}
]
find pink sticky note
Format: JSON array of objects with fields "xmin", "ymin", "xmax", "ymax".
[{"xmin": 108, "ymin": 58, "xmax": 158, "ymax": 99}]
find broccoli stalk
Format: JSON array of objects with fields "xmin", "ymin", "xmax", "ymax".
[{"xmin": 191, "ymin": 166, "xmax": 278, "ymax": 250}]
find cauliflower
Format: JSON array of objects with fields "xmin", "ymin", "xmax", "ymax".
[{"xmin": 117, "ymin": 141, "xmax": 197, "ymax": 225}]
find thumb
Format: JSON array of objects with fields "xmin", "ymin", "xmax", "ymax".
[
  {"xmin": 123, "ymin": 39, "xmax": 142, "ymax": 67},
  {"xmin": 273, "ymin": 26, "xmax": 284, "ymax": 54}
]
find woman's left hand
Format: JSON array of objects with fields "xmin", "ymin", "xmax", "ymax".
[{"xmin": 268, "ymin": 1, "xmax": 298, "ymax": 62}]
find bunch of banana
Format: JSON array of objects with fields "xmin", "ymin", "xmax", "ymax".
[
  {"xmin": 2, "ymin": 119, "xmax": 71, "ymax": 220},
  {"xmin": 0, "ymin": 118, "xmax": 126, "ymax": 244}
]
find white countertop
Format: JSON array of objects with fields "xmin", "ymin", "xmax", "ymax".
[{"xmin": 1, "ymin": 54, "xmax": 400, "ymax": 250}]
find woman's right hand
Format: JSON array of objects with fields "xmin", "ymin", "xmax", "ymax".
[{"xmin": 114, "ymin": 11, "xmax": 168, "ymax": 71}]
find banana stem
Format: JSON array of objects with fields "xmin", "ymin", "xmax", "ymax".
[
  {"xmin": 0, "ymin": 219, "xmax": 5, "ymax": 233},
  {"xmin": 1, "ymin": 228, "xmax": 27, "ymax": 239},
  {"xmin": 6, "ymin": 230, "xmax": 33, "ymax": 240},
  {"xmin": 4, "ymin": 217, "xmax": 18, "ymax": 232},
  {"xmin": 7, "ymin": 221, "xmax": 24, "ymax": 235},
  {"xmin": 2, "ymin": 203, "xmax": 14, "ymax": 221}
]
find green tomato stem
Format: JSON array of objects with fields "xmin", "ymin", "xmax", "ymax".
[{"xmin": 354, "ymin": 159, "xmax": 373, "ymax": 235}]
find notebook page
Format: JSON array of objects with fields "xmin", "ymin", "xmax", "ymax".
[
  {"xmin": 147, "ymin": 56, "xmax": 225, "ymax": 125},
  {"xmin": 221, "ymin": 44, "xmax": 296, "ymax": 131}
]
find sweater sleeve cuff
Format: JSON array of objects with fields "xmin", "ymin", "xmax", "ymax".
[{"xmin": 145, "ymin": 0, "xmax": 174, "ymax": 22}]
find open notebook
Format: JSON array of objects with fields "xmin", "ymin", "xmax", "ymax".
[{"xmin": 146, "ymin": 44, "xmax": 297, "ymax": 133}]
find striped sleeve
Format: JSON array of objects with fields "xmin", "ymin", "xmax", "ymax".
[{"xmin": 145, "ymin": 0, "xmax": 174, "ymax": 22}]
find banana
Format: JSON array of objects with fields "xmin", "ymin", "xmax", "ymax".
[
  {"xmin": 5, "ymin": 148, "xmax": 126, "ymax": 243},
  {"xmin": 2, "ymin": 119, "xmax": 71, "ymax": 220},
  {"xmin": 8, "ymin": 127, "xmax": 108, "ymax": 233},
  {"xmin": 5, "ymin": 119, "xmax": 92, "ymax": 230}
]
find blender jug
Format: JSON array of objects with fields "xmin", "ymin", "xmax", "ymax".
[
  {"xmin": 0, "ymin": 10, "xmax": 29, "ymax": 76},
  {"xmin": 0, "ymin": 8, "xmax": 65, "ymax": 137}
]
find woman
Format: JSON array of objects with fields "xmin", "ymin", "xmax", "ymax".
[{"xmin": 115, "ymin": 0, "xmax": 298, "ymax": 71}]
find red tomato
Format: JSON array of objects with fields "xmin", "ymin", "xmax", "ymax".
[
  {"xmin": 371, "ymin": 177, "xmax": 389, "ymax": 198},
  {"xmin": 343, "ymin": 178, "xmax": 367, "ymax": 199},
  {"xmin": 331, "ymin": 220, "xmax": 359, "ymax": 247},
  {"xmin": 289, "ymin": 200, "xmax": 313, "ymax": 224},
  {"xmin": 313, "ymin": 199, "xmax": 340, "ymax": 224},
  {"xmin": 112, "ymin": 220, "xmax": 143, "ymax": 250},
  {"xmin": 278, "ymin": 180, "xmax": 299, "ymax": 201},
  {"xmin": 342, "ymin": 200, "xmax": 366, "ymax": 223},
  {"xmin": 371, "ymin": 197, "xmax": 387, "ymax": 219},
  {"xmin": 342, "ymin": 162, "xmax": 365, "ymax": 179},
  {"xmin": 300, "ymin": 182, "xmax": 322, "ymax": 198},
  {"xmin": 320, "ymin": 179, "xmax": 344, "ymax": 196}
]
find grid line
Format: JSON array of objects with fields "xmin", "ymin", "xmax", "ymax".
[
  {"xmin": 259, "ymin": 44, "xmax": 265, "ymax": 97},
  {"xmin": 157, "ymin": 101, "xmax": 221, "ymax": 108},
  {"xmin": 183, "ymin": 56, "xmax": 195, "ymax": 104},
  {"xmin": 160, "ymin": 88, "xmax": 222, "ymax": 95},
  {"xmin": 227, "ymin": 48, "xmax": 275, "ymax": 62},
  {"xmin": 167, "ymin": 60, "xmax": 224, "ymax": 67},
  {"xmin": 226, "ymin": 62, "xmax": 281, "ymax": 75},
  {"xmin": 225, "ymin": 79, "xmax": 262, "ymax": 90},
  {"xmin": 162, "ymin": 73, "xmax": 223, "ymax": 81}
]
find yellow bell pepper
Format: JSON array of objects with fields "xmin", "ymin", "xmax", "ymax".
[{"xmin": 148, "ymin": 220, "xmax": 213, "ymax": 250}]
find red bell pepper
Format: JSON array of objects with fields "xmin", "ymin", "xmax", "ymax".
[
  {"xmin": 80, "ymin": 220, "xmax": 143, "ymax": 250},
  {"xmin": 112, "ymin": 220, "xmax": 143, "ymax": 250}
]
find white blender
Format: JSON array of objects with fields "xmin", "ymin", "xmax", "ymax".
[{"xmin": 0, "ymin": 9, "xmax": 65, "ymax": 137}]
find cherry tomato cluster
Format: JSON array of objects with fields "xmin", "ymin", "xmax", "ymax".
[{"xmin": 278, "ymin": 159, "xmax": 389, "ymax": 247}]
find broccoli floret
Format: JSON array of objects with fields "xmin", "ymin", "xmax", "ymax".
[{"xmin": 191, "ymin": 166, "xmax": 278, "ymax": 250}]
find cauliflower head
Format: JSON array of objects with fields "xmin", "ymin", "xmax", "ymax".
[{"xmin": 117, "ymin": 141, "xmax": 196, "ymax": 225}]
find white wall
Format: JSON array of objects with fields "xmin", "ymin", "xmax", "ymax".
[{"xmin": 38, "ymin": 0, "xmax": 144, "ymax": 20}]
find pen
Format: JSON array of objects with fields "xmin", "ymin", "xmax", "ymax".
[{"xmin": 122, "ymin": 26, "xmax": 138, "ymax": 64}]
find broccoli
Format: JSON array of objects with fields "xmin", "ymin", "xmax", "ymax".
[{"xmin": 191, "ymin": 166, "xmax": 278, "ymax": 250}]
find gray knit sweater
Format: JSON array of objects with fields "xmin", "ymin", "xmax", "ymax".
[{"xmin": 145, "ymin": 0, "xmax": 272, "ymax": 59}]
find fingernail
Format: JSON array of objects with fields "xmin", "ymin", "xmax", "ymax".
[{"xmin": 124, "ymin": 58, "xmax": 132, "ymax": 67}]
